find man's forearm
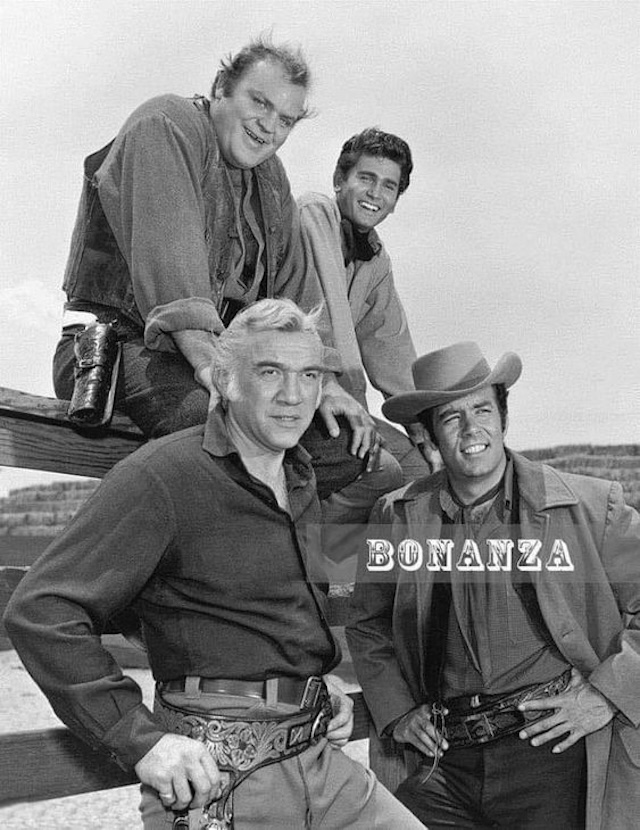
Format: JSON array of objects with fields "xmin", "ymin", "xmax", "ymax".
[{"xmin": 172, "ymin": 329, "xmax": 218, "ymax": 373}]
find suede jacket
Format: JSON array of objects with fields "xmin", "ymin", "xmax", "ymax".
[{"xmin": 347, "ymin": 451, "xmax": 640, "ymax": 829}]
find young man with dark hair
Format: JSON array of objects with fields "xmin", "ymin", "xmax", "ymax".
[{"xmin": 299, "ymin": 128, "xmax": 440, "ymax": 499}]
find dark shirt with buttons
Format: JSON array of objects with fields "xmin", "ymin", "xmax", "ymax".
[{"xmin": 5, "ymin": 409, "xmax": 337, "ymax": 768}]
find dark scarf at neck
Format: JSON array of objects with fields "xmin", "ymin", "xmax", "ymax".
[{"xmin": 340, "ymin": 218, "xmax": 377, "ymax": 265}]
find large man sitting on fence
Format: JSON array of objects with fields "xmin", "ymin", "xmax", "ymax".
[
  {"xmin": 4, "ymin": 299, "xmax": 425, "ymax": 830},
  {"xmin": 52, "ymin": 35, "xmax": 399, "ymax": 522}
]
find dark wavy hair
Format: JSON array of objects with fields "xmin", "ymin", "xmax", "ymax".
[
  {"xmin": 333, "ymin": 127, "xmax": 413, "ymax": 194},
  {"xmin": 211, "ymin": 35, "xmax": 311, "ymax": 120},
  {"xmin": 418, "ymin": 384, "xmax": 509, "ymax": 446}
]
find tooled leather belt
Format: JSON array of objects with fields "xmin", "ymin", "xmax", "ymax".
[
  {"xmin": 443, "ymin": 669, "xmax": 572, "ymax": 749},
  {"xmin": 156, "ymin": 679, "xmax": 333, "ymax": 829}
]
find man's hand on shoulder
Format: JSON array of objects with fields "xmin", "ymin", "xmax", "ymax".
[
  {"xmin": 518, "ymin": 667, "xmax": 617, "ymax": 754},
  {"xmin": 324, "ymin": 674, "xmax": 354, "ymax": 747},
  {"xmin": 319, "ymin": 376, "xmax": 381, "ymax": 471},
  {"xmin": 135, "ymin": 733, "xmax": 222, "ymax": 811},
  {"xmin": 392, "ymin": 704, "xmax": 449, "ymax": 758}
]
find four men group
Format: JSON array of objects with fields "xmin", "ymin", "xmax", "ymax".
[{"xmin": 4, "ymin": 34, "xmax": 639, "ymax": 830}]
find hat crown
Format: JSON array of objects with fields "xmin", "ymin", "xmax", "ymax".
[
  {"xmin": 381, "ymin": 341, "xmax": 522, "ymax": 425},
  {"xmin": 412, "ymin": 342, "xmax": 491, "ymax": 394}
]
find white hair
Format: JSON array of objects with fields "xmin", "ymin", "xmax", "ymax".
[{"xmin": 211, "ymin": 298, "xmax": 323, "ymax": 405}]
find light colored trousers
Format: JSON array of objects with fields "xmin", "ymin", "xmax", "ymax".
[{"xmin": 139, "ymin": 690, "xmax": 426, "ymax": 830}]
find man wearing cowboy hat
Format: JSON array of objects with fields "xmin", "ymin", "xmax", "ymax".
[{"xmin": 346, "ymin": 341, "xmax": 640, "ymax": 829}]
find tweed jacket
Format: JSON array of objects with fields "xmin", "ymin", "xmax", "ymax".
[{"xmin": 346, "ymin": 450, "xmax": 640, "ymax": 829}]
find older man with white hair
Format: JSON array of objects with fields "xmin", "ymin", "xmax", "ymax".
[{"xmin": 6, "ymin": 299, "xmax": 425, "ymax": 830}]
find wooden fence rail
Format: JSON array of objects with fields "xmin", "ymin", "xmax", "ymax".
[{"xmin": 0, "ymin": 386, "xmax": 369, "ymax": 806}]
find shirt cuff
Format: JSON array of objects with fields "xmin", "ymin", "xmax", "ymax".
[
  {"xmin": 144, "ymin": 298, "xmax": 225, "ymax": 352},
  {"xmin": 588, "ymin": 666, "xmax": 639, "ymax": 728},
  {"xmin": 383, "ymin": 710, "xmax": 412, "ymax": 737},
  {"xmin": 100, "ymin": 702, "xmax": 167, "ymax": 770}
]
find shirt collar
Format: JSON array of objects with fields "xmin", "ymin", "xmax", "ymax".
[
  {"xmin": 440, "ymin": 451, "xmax": 515, "ymax": 521},
  {"xmin": 202, "ymin": 406, "xmax": 314, "ymax": 480}
]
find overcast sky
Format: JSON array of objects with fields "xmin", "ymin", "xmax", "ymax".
[{"xmin": 1, "ymin": 0, "xmax": 638, "ymax": 496}]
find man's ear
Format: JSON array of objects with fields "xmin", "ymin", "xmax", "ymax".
[
  {"xmin": 214, "ymin": 367, "xmax": 234, "ymax": 403},
  {"xmin": 333, "ymin": 171, "xmax": 344, "ymax": 193},
  {"xmin": 211, "ymin": 78, "xmax": 224, "ymax": 102}
]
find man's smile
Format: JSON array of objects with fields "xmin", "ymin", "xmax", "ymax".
[
  {"xmin": 244, "ymin": 125, "xmax": 268, "ymax": 145},
  {"xmin": 358, "ymin": 200, "xmax": 380, "ymax": 213},
  {"xmin": 461, "ymin": 443, "xmax": 489, "ymax": 455}
]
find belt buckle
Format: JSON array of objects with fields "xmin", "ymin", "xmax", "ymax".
[
  {"xmin": 300, "ymin": 676, "xmax": 322, "ymax": 709},
  {"xmin": 464, "ymin": 712, "xmax": 496, "ymax": 744}
]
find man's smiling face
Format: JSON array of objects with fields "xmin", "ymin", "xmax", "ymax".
[
  {"xmin": 432, "ymin": 386, "xmax": 507, "ymax": 501},
  {"xmin": 211, "ymin": 59, "xmax": 306, "ymax": 170},
  {"xmin": 334, "ymin": 154, "xmax": 401, "ymax": 232}
]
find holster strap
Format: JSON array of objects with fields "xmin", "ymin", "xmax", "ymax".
[{"xmin": 156, "ymin": 683, "xmax": 333, "ymax": 774}]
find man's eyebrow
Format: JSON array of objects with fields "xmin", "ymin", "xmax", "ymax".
[
  {"xmin": 358, "ymin": 169, "xmax": 400, "ymax": 187},
  {"xmin": 254, "ymin": 360, "xmax": 324, "ymax": 372},
  {"xmin": 436, "ymin": 398, "xmax": 494, "ymax": 420},
  {"xmin": 248, "ymin": 87, "xmax": 301, "ymax": 121},
  {"xmin": 436, "ymin": 405, "xmax": 457, "ymax": 421}
]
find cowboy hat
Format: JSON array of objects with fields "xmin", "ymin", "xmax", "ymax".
[{"xmin": 382, "ymin": 341, "xmax": 522, "ymax": 424}]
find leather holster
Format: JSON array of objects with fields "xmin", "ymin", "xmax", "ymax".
[{"xmin": 67, "ymin": 321, "xmax": 121, "ymax": 428}]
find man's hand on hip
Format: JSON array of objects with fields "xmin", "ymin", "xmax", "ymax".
[
  {"xmin": 135, "ymin": 733, "xmax": 222, "ymax": 811},
  {"xmin": 392, "ymin": 704, "xmax": 449, "ymax": 758},
  {"xmin": 518, "ymin": 667, "xmax": 617, "ymax": 753},
  {"xmin": 324, "ymin": 674, "xmax": 354, "ymax": 747},
  {"xmin": 319, "ymin": 376, "xmax": 381, "ymax": 471}
]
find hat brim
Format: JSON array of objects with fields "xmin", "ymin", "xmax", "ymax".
[{"xmin": 382, "ymin": 352, "xmax": 522, "ymax": 425}]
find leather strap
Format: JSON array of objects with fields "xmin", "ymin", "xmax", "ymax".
[
  {"xmin": 158, "ymin": 684, "xmax": 333, "ymax": 829},
  {"xmin": 159, "ymin": 675, "xmax": 324, "ymax": 710}
]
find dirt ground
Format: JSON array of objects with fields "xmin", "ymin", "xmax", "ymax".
[{"xmin": 0, "ymin": 650, "xmax": 368, "ymax": 829}]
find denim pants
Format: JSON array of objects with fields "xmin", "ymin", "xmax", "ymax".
[{"xmin": 139, "ymin": 687, "xmax": 426, "ymax": 830}]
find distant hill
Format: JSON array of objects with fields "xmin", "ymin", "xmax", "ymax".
[
  {"xmin": 521, "ymin": 443, "xmax": 640, "ymax": 510},
  {"xmin": 1, "ymin": 444, "xmax": 639, "ymax": 566},
  {"xmin": 0, "ymin": 479, "xmax": 99, "ymax": 564}
]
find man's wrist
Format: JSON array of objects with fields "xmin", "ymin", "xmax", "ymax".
[{"xmin": 384, "ymin": 708, "xmax": 414, "ymax": 737}]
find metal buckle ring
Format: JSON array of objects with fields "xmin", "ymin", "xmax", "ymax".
[{"xmin": 300, "ymin": 676, "xmax": 322, "ymax": 709}]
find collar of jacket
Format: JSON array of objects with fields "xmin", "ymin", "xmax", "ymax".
[{"xmin": 390, "ymin": 449, "xmax": 580, "ymax": 513}]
